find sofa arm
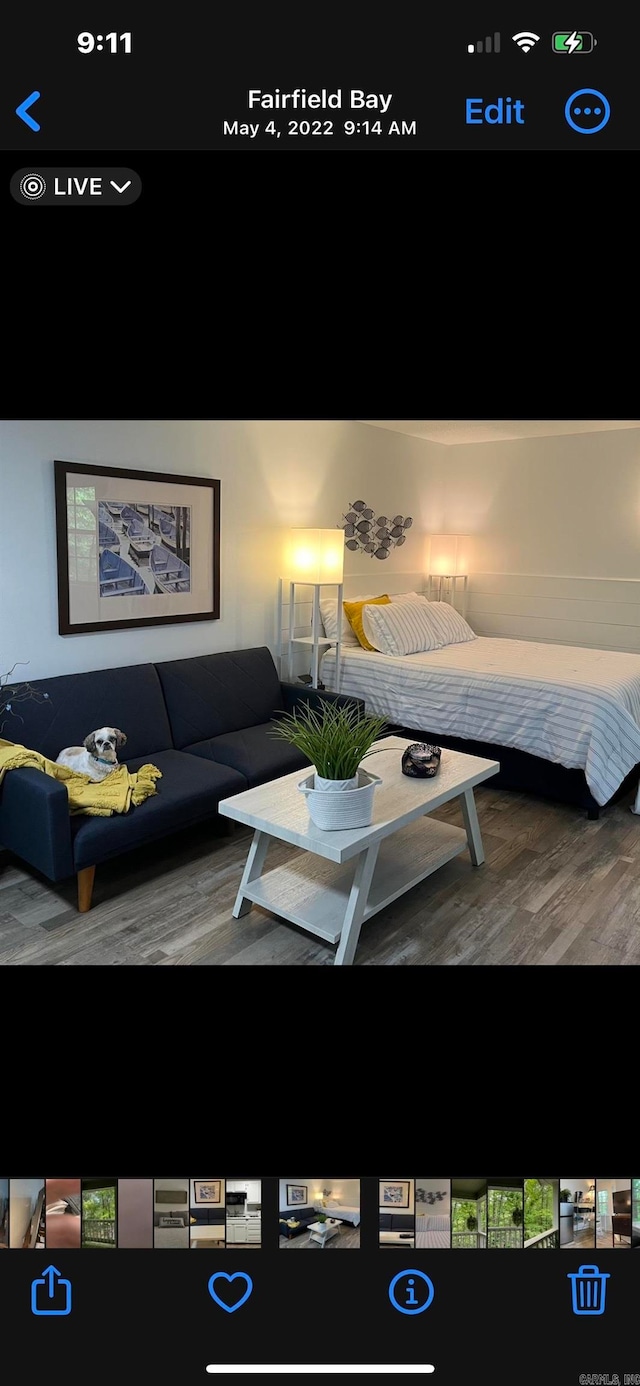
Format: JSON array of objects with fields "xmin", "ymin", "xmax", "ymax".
[
  {"xmin": 0, "ymin": 768, "xmax": 74, "ymax": 880},
  {"xmin": 279, "ymin": 683, "xmax": 365, "ymax": 717}
]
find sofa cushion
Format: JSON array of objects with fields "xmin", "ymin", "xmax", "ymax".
[
  {"xmin": 8, "ymin": 663, "xmax": 173, "ymax": 763},
  {"xmin": 190, "ymin": 1208, "xmax": 225, "ymax": 1225},
  {"xmin": 70, "ymin": 749, "xmax": 247, "ymax": 870},
  {"xmin": 184, "ymin": 724, "xmax": 309, "ymax": 787},
  {"xmin": 390, "ymin": 1214, "xmax": 414, "ymax": 1231},
  {"xmin": 155, "ymin": 648, "xmax": 285, "ymax": 748}
]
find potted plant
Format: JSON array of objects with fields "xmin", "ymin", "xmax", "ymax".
[
  {"xmin": 511, "ymin": 1207, "xmax": 523, "ymax": 1226},
  {"xmin": 1, "ymin": 661, "xmax": 49, "ymax": 736},
  {"xmin": 466, "ymin": 1215, "xmax": 478, "ymax": 1232},
  {"xmin": 560, "ymin": 1188, "xmax": 574, "ymax": 1216},
  {"xmin": 270, "ymin": 701, "xmax": 389, "ymax": 830}
]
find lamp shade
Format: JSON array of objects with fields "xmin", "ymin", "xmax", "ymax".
[
  {"xmin": 286, "ymin": 528, "xmax": 344, "ymax": 583},
  {"xmin": 427, "ymin": 534, "xmax": 470, "ymax": 577}
]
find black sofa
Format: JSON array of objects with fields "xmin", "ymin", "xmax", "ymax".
[
  {"xmin": 0, "ymin": 647, "xmax": 362, "ymax": 913},
  {"xmin": 379, "ymin": 1213, "xmax": 415, "ymax": 1239},
  {"xmin": 279, "ymin": 1207, "xmax": 319, "ymax": 1239},
  {"xmin": 190, "ymin": 1207, "xmax": 225, "ymax": 1227}
]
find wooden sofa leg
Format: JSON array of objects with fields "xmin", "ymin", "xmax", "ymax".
[{"xmin": 77, "ymin": 865, "xmax": 96, "ymax": 912}]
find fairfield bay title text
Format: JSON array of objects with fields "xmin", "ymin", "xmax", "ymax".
[{"xmin": 248, "ymin": 89, "xmax": 394, "ymax": 112}]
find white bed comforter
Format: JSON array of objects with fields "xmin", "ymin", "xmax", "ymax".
[
  {"xmin": 416, "ymin": 1226, "xmax": 450, "ymax": 1249},
  {"xmin": 322, "ymin": 637, "xmax": 640, "ymax": 807},
  {"xmin": 315, "ymin": 1203, "xmax": 361, "ymax": 1225}
]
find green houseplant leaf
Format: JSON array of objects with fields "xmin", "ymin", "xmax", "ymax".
[{"xmin": 270, "ymin": 700, "xmax": 389, "ymax": 781}]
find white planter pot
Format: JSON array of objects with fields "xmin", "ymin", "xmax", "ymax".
[
  {"xmin": 298, "ymin": 767, "xmax": 382, "ymax": 830},
  {"xmin": 314, "ymin": 774, "xmax": 358, "ymax": 792}
]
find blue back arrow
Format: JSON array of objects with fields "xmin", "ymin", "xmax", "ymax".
[{"xmin": 16, "ymin": 91, "xmax": 41, "ymax": 131}]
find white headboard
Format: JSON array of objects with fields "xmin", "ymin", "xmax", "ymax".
[{"xmin": 468, "ymin": 572, "xmax": 640, "ymax": 653}]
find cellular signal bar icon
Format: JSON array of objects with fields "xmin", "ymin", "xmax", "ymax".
[{"xmin": 468, "ymin": 32, "xmax": 501, "ymax": 53}]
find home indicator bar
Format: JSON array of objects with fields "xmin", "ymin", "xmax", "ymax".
[{"xmin": 205, "ymin": 1369, "xmax": 436, "ymax": 1376}]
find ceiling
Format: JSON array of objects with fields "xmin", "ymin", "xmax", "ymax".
[
  {"xmin": 359, "ymin": 420, "xmax": 640, "ymax": 445},
  {"xmin": 452, "ymin": 1178, "xmax": 524, "ymax": 1197}
]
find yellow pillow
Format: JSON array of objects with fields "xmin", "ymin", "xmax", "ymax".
[
  {"xmin": 343, "ymin": 595, "xmax": 390, "ymax": 650},
  {"xmin": 190, "ymin": 1216, "xmax": 197, "ymax": 1224}
]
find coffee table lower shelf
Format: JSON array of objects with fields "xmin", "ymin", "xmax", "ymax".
[{"xmin": 234, "ymin": 816, "xmax": 467, "ymax": 951}]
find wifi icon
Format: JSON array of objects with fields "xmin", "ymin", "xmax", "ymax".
[{"xmin": 512, "ymin": 31, "xmax": 541, "ymax": 51}]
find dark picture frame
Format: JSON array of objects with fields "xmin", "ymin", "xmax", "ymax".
[
  {"xmin": 379, "ymin": 1180, "xmax": 411, "ymax": 1208},
  {"xmin": 286, "ymin": 1184, "xmax": 308, "ymax": 1205},
  {"xmin": 54, "ymin": 459, "xmax": 220, "ymax": 635},
  {"xmin": 193, "ymin": 1181, "xmax": 222, "ymax": 1205}
]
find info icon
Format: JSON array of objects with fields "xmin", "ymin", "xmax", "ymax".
[{"xmin": 388, "ymin": 1268, "xmax": 434, "ymax": 1315}]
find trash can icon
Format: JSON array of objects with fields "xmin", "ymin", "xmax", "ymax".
[{"xmin": 567, "ymin": 1264, "xmax": 610, "ymax": 1315}]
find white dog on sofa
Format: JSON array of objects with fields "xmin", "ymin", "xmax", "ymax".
[{"xmin": 56, "ymin": 727, "xmax": 127, "ymax": 782}]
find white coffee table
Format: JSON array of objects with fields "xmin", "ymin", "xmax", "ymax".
[
  {"xmin": 308, "ymin": 1219, "xmax": 341, "ymax": 1247},
  {"xmin": 190, "ymin": 1225, "xmax": 225, "ymax": 1246},
  {"xmin": 219, "ymin": 736, "xmax": 499, "ymax": 967},
  {"xmin": 379, "ymin": 1232, "xmax": 415, "ymax": 1246}
]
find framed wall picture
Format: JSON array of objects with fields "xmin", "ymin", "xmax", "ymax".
[
  {"xmin": 380, "ymin": 1181, "xmax": 411, "ymax": 1207},
  {"xmin": 286, "ymin": 1185, "xmax": 307, "ymax": 1205},
  {"xmin": 54, "ymin": 459, "xmax": 220, "ymax": 635},
  {"xmin": 193, "ymin": 1181, "xmax": 222, "ymax": 1205}
]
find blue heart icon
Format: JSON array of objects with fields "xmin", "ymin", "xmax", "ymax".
[{"xmin": 208, "ymin": 1271, "xmax": 253, "ymax": 1313}]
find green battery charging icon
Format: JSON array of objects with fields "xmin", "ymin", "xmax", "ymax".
[{"xmin": 552, "ymin": 31, "xmax": 597, "ymax": 53}]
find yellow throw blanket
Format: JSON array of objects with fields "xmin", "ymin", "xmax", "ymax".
[{"xmin": 0, "ymin": 739, "xmax": 162, "ymax": 816}]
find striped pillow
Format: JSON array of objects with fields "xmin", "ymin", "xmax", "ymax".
[
  {"xmin": 319, "ymin": 590, "xmax": 425, "ymax": 646},
  {"xmin": 343, "ymin": 594, "xmax": 390, "ymax": 650},
  {"xmin": 362, "ymin": 599, "xmax": 476, "ymax": 656}
]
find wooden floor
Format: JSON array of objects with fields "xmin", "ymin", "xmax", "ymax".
[
  {"xmin": 280, "ymin": 1226, "xmax": 360, "ymax": 1249},
  {"xmin": 2, "ymin": 781, "xmax": 640, "ymax": 965},
  {"xmin": 562, "ymin": 1232, "xmax": 596, "ymax": 1249},
  {"xmin": 595, "ymin": 1231, "xmax": 631, "ymax": 1249}
]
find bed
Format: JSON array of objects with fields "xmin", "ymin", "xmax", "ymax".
[
  {"xmin": 321, "ymin": 637, "xmax": 640, "ymax": 816},
  {"xmin": 416, "ymin": 1216, "xmax": 450, "ymax": 1249},
  {"xmin": 315, "ymin": 1203, "xmax": 361, "ymax": 1226}
]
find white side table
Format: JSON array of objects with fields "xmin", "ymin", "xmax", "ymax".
[{"xmin": 280, "ymin": 578, "xmax": 343, "ymax": 690}]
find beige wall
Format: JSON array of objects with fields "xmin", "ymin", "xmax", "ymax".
[
  {"xmin": 439, "ymin": 428, "xmax": 640, "ymax": 577},
  {"xmin": 0, "ymin": 420, "xmax": 434, "ymax": 680},
  {"xmin": 434, "ymin": 428, "xmax": 640, "ymax": 650},
  {"xmin": 560, "ymin": 1179, "xmax": 593, "ymax": 1201},
  {"xmin": 313, "ymin": 1179, "xmax": 360, "ymax": 1205},
  {"xmin": 416, "ymin": 1178, "xmax": 450, "ymax": 1217}
]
